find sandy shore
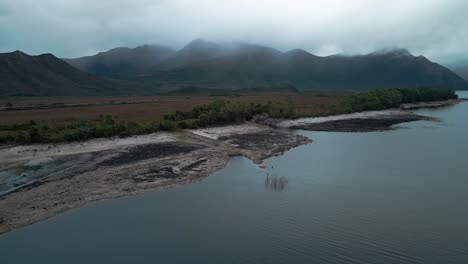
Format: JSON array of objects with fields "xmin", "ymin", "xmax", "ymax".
[
  {"xmin": 0, "ymin": 123, "xmax": 310, "ymax": 234},
  {"xmin": 401, "ymin": 99, "xmax": 467, "ymax": 110},
  {"xmin": 262, "ymin": 99, "xmax": 466, "ymax": 132},
  {"xmin": 273, "ymin": 110, "xmax": 435, "ymax": 132},
  {"xmin": 0, "ymin": 132, "xmax": 176, "ymax": 165},
  {"xmin": 268, "ymin": 103, "xmax": 457, "ymax": 133}
]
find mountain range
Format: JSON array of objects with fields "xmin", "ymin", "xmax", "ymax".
[
  {"xmin": 64, "ymin": 45, "xmax": 175, "ymax": 79},
  {"xmin": 1, "ymin": 39, "xmax": 467, "ymax": 96},
  {"xmin": 457, "ymin": 68, "xmax": 468, "ymax": 81},
  {"xmin": 64, "ymin": 39, "xmax": 468, "ymax": 91},
  {"xmin": 0, "ymin": 51, "xmax": 157, "ymax": 96},
  {"xmin": 449, "ymin": 63, "xmax": 468, "ymax": 82}
]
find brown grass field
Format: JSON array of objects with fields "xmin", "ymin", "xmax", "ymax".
[{"xmin": 0, "ymin": 91, "xmax": 348, "ymax": 125}]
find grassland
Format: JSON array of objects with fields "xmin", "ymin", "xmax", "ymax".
[
  {"xmin": 0, "ymin": 88, "xmax": 458, "ymax": 144},
  {"xmin": 0, "ymin": 91, "xmax": 349, "ymax": 125}
]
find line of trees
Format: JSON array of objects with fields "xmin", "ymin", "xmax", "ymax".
[
  {"xmin": 0, "ymin": 115, "xmax": 176, "ymax": 144},
  {"xmin": 348, "ymin": 87, "xmax": 458, "ymax": 112},
  {"xmin": 164, "ymin": 100, "xmax": 295, "ymax": 127},
  {"xmin": 0, "ymin": 101, "xmax": 298, "ymax": 144},
  {"xmin": 0, "ymin": 87, "xmax": 458, "ymax": 144}
]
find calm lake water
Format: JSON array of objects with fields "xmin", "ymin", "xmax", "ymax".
[{"xmin": 1, "ymin": 92, "xmax": 468, "ymax": 264}]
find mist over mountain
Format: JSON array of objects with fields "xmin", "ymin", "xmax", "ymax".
[
  {"xmin": 67, "ymin": 40, "xmax": 468, "ymax": 91},
  {"xmin": 2, "ymin": 40, "xmax": 467, "ymax": 96},
  {"xmin": 0, "ymin": 51, "xmax": 150, "ymax": 96},
  {"xmin": 4, "ymin": 1, "xmax": 468, "ymax": 65},
  {"xmin": 456, "ymin": 67, "xmax": 468, "ymax": 81},
  {"xmin": 64, "ymin": 45, "xmax": 175, "ymax": 79},
  {"xmin": 448, "ymin": 63, "xmax": 468, "ymax": 81}
]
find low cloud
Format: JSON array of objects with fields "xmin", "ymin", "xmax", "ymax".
[
  {"xmin": 0, "ymin": 0, "xmax": 467, "ymax": 65},
  {"xmin": 0, "ymin": 2, "xmax": 12, "ymax": 16}
]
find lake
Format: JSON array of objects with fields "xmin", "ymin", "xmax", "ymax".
[{"xmin": 1, "ymin": 92, "xmax": 468, "ymax": 264}]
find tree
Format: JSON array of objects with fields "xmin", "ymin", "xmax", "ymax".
[
  {"xmin": 350, "ymin": 92, "xmax": 383, "ymax": 112},
  {"xmin": 376, "ymin": 89, "xmax": 402, "ymax": 108}
]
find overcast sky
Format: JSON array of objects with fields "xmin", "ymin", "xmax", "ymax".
[{"xmin": 1, "ymin": 0, "xmax": 467, "ymax": 65}]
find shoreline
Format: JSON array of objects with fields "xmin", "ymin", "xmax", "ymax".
[
  {"xmin": 0, "ymin": 99, "xmax": 465, "ymax": 234},
  {"xmin": 266, "ymin": 99, "xmax": 466, "ymax": 132},
  {"xmin": 400, "ymin": 98, "xmax": 468, "ymax": 110},
  {"xmin": 277, "ymin": 110, "xmax": 435, "ymax": 132},
  {"xmin": 0, "ymin": 124, "xmax": 310, "ymax": 234}
]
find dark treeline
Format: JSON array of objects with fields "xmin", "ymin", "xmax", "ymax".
[
  {"xmin": 348, "ymin": 87, "xmax": 458, "ymax": 112},
  {"xmin": 0, "ymin": 101, "xmax": 295, "ymax": 144},
  {"xmin": 0, "ymin": 115, "xmax": 176, "ymax": 143},
  {"xmin": 164, "ymin": 100, "xmax": 295, "ymax": 127},
  {"xmin": 0, "ymin": 87, "xmax": 458, "ymax": 144}
]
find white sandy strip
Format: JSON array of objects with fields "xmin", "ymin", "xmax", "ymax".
[
  {"xmin": 277, "ymin": 109, "xmax": 408, "ymax": 127},
  {"xmin": 188, "ymin": 123, "xmax": 268, "ymax": 140},
  {"xmin": 0, "ymin": 132, "xmax": 175, "ymax": 164},
  {"xmin": 401, "ymin": 99, "xmax": 461, "ymax": 109}
]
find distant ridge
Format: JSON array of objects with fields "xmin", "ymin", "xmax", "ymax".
[
  {"xmin": 67, "ymin": 40, "xmax": 468, "ymax": 91},
  {"xmin": 2, "ymin": 40, "xmax": 468, "ymax": 96},
  {"xmin": 449, "ymin": 62, "xmax": 468, "ymax": 82},
  {"xmin": 165, "ymin": 85, "xmax": 299, "ymax": 95},
  {"xmin": 0, "ymin": 51, "xmax": 149, "ymax": 96},
  {"xmin": 64, "ymin": 45, "xmax": 175, "ymax": 79}
]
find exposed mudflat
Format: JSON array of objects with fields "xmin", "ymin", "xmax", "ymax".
[
  {"xmin": 290, "ymin": 113, "xmax": 435, "ymax": 132},
  {"xmin": 0, "ymin": 132, "xmax": 176, "ymax": 164},
  {"xmin": 219, "ymin": 132, "xmax": 311, "ymax": 163},
  {"xmin": 188, "ymin": 123, "xmax": 267, "ymax": 139},
  {"xmin": 99, "ymin": 143, "xmax": 205, "ymax": 167},
  {"xmin": 269, "ymin": 99, "xmax": 467, "ymax": 132},
  {"xmin": 274, "ymin": 109, "xmax": 437, "ymax": 132},
  {"xmin": 0, "ymin": 124, "xmax": 310, "ymax": 234}
]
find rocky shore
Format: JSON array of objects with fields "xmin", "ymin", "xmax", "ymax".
[{"xmin": 0, "ymin": 123, "xmax": 310, "ymax": 234}]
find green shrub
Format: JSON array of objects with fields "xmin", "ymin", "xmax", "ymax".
[
  {"xmin": 349, "ymin": 92, "xmax": 383, "ymax": 112},
  {"xmin": 159, "ymin": 120, "xmax": 175, "ymax": 131},
  {"xmin": 348, "ymin": 87, "xmax": 457, "ymax": 112}
]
